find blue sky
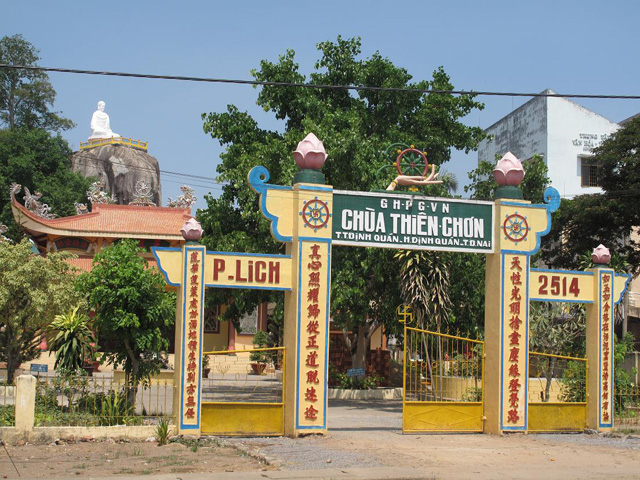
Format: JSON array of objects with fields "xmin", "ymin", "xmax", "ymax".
[{"xmin": 3, "ymin": 1, "xmax": 639, "ymax": 210}]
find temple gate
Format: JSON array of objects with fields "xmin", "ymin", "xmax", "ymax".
[{"xmin": 152, "ymin": 135, "xmax": 630, "ymax": 436}]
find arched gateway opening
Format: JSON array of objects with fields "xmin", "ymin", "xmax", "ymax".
[{"xmin": 153, "ymin": 134, "xmax": 629, "ymax": 437}]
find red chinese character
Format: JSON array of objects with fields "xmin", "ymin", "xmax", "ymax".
[
  {"xmin": 308, "ymin": 272, "xmax": 320, "ymax": 287},
  {"xmin": 509, "ymin": 316, "xmax": 522, "ymax": 330},
  {"xmin": 191, "ymin": 262, "xmax": 199, "ymax": 273},
  {"xmin": 308, "ymin": 261, "xmax": 322, "ymax": 271},
  {"xmin": 186, "ymin": 384, "xmax": 196, "ymax": 395},
  {"xmin": 603, "ymin": 303, "xmax": 610, "ymax": 312},
  {"xmin": 306, "ymin": 351, "xmax": 319, "ymax": 368},
  {"xmin": 510, "ymin": 257, "xmax": 522, "ymax": 271},
  {"xmin": 307, "ymin": 304, "xmax": 321, "ymax": 319},
  {"xmin": 507, "ymin": 408, "xmax": 520, "ymax": 423},
  {"xmin": 187, "ymin": 372, "xmax": 196, "ymax": 383},
  {"xmin": 189, "ymin": 351, "xmax": 196, "ymax": 361},
  {"xmin": 190, "ymin": 298, "xmax": 199, "ymax": 310},
  {"xmin": 603, "ymin": 412, "xmax": 610, "ymax": 422},
  {"xmin": 188, "ymin": 361, "xmax": 197, "ymax": 371},
  {"xmin": 191, "ymin": 286, "xmax": 199, "ymax": 297},
  {"xmin": 511, "ymin": 286, "xmax": 521, "ymax": 302},
  {"xmin": 510, "ymin": 271, "xmax": 522, "ymax": 285},
  {"xmin": 188, "ymin": 340, "xmax": 198, "ymax": 351},
  {"xmin": 307, "ymin": 288, "xmax": 320, "ymax": 303},
  {"xmin": 307, "ymin": 335, "xmax": 318, "ymax": 348},
  {"xmin": 603, "ymin": 275, "xmax": 610, "ymax": 283},
  {"xmin": 509, "ymin": 378, "xmax": 521, "ymax": 392},
  {"xmin": 305, "ymin": 405, "xmax": 318, "ymax": 420},
  {"xmin": 186, "ymin": 395, "xmax": 196, "ymax": 407},
  {"xmin": 310, "ymin": 244, "xmax": 321, "ymax": 259},
  {"xmin": 509, "ymin": 391, "xmax": 519, "ymax": 407},
  {"xmin": 509, "ymin": 363, "xmax": 520, "ymax": 378},
  {"xmin": 509, "ymin": 346, "xmax": 520, "ymax": 363},
  {"xmin": 305, "ymin": 386, "xmax": 318, "ymax": 402},
  {"xmin": 602, "ymin": 401, "xmax": 609, "ymax": 411},
  {"xmin": 306, "ymin": 370, "xmax": 319, "ymax": 384},
  {"xmin": 186, "ymin": 408, "xmax": 195, "ymax": 419},
  {"xmin": 509, "ymin": 331, "xmax": 521, "ymax": 346},
  {"xmin": 190, "ymin": 252, "xmax": 200, "ymax": 263},
  {"xmin": 191, "ymin": 274, "xmax": 198, "ymax": 284},
  {"xmin": 603, "ymin": 293, "xmax": 611, "ymax": 302},
  {"xmin": 509, "ymin": 302, "xmax": 521, "ymax": 315},
  {"xmin": 190, "ymin": 320, "xmax": 198, "ymax": 329},
  {"xmin": 189, "ymin": 330, "xmax": 197, "ymax": 340},
  {"xmin": 307, "ymin": 320, "xmax": 320, "ymax": 335},
  {"xmin": 190, "ymin": 310, "xmax": 198, "ymax": 319}
]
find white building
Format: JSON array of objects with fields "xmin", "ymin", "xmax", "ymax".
[{"xmin": 478, "ymin": 89, "xmax": 620, "ymax": 199}]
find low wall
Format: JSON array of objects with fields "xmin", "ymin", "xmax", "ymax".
[
  {"xmin": 328, "ymin": 388, "xmax": 403, "ymax": 400},
  {"xmin": 0, "ymin": 425, "xmax": 173, "ymax": 444}
]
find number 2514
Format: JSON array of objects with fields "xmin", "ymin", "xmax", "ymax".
[{"xmin": 538, "ymin": 275, "xmax": 580, "ymax": 297}]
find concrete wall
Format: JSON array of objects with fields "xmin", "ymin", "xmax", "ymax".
[
  {"xmin": 478, "ymin": 95, "xmax": 547, "ymax": 165},
  {"xmin": 546, "ymin": 97, "xmax": 619, "ymax": 198}
]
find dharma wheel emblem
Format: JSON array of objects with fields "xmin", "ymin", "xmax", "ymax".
[
  {"xmin": 300, "ymin": 197, "xmax": 330, "ymax": 231},
  {"xmin": 501, "ymin": 212, "xmax": 530, "ymax": 243}
]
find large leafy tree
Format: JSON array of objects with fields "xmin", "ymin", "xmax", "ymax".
[
  {"xmin": 200, "ymin": 37, "xmax": 486, "ymax": 366},
  {"xmin": 0, "ymin": 239, "xmax": 81, "ymax": 383},
  {"xmin": 541, "ymin": 117, "xmax": 640, "ymax": 273},
  {"xmin": 0, "ymin": 128, "xmax": 91, "ymax": 242},
  {"xmin": 78, "ymin": 240, "xmax": 175, "ymax": 395},
  {"xmin": 0, "ymin": 34, "xmax": 73, "ymax": 131}
]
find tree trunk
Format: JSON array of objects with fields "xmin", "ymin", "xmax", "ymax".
[{"xmin": 124, "ymin": 340, "xmax": 139, "ymax": 406}]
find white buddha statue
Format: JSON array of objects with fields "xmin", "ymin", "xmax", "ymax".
[{"xmin": 89, "ymin": 101, "xmax": 120, "ymax": 139}]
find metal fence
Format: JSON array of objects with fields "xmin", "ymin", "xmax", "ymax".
[
  {"xmin": 0, "ymin": 378, "xmax": 16, "ymax": 427},
  {"xmin": 202, "ymin": 347, "xmax": 285, "ymax": 404},
  {"xmin": 404, "ymin": 327, "xmax": 484, "ymax": 403},
  {"xmin": 34, "ymin": 373, "xmax": 174, "ymax": 426},
  {"xmin": 615, "ymin": 384, "xmax": 640, "ymax": 427},
  {"xmin": 528, "ymin": 352, "xmax": 587, "ymax": 404}
]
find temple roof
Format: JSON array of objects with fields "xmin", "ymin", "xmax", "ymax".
[{"xmin": 12, "ymin": 200, "xmax": 192, "ymax": 241}]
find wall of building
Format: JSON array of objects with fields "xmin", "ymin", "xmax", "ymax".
[
  {"xmin": 546, "ymin": 98, "xmax": 619, "ymax": 198},
  {"xmin": 478, "ymin": 96, "xmax": 547, "ymax": 165}
]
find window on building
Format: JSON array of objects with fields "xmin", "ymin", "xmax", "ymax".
[
  {"xmin": 580, "ymin": 157, "xmax": 601, "ymax": 187},
  {"xmin": 204, "ymin": 305, "xmax": 220, "ymax": 333}
]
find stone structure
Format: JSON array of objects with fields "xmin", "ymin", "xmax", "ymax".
[{"xmin": 71, "ymin": 145, "xmax": 162, "ymax": 206}]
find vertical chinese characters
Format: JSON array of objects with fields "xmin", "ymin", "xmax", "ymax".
[
  {"xmin": 303, "ymin": 244, "xmax": 323, "ymax": 422},
  {"xmin": 183, "ymin": 250, "xmax": 202, "ymax": 422},
  {"xmin": 505, "ymin": 255, "xmax": 526, "ymax": 426},
  {"xmin": 600, "ymin": 274, "xmax": 612, "ymax": 424}
]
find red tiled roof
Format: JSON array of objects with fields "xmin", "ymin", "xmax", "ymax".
[
  {"xmin": 13, "ymin": 201, "xmax": 192, "ymax": 239},
  {"xmin": 67, "ymin": 255, "xmax": 158, "ymax": 273}
]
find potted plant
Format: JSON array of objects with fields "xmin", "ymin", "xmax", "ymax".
[
  {"xmin": 202, "ymin": 354, "xmax": 210, "ymax": 378},
  {"xmin": 250, "ymin": 330, "xmax": 270, "ymax": 375}
]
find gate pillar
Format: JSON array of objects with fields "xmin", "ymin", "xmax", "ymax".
[
  {"xmin": 248, "ymin": 165, "xmax": 334, "ymax": 437},
  {"xmin": 586, "ymin": 260, "xmax": 629, "ymax": 431},
  {"xmin": 483, "ymin": 182, "xmax": 559, "ymax": 434}
]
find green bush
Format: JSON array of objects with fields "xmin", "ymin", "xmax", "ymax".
[{"xmin": 559, "ymin": 361, "xmax": 586, "ymax": 403}]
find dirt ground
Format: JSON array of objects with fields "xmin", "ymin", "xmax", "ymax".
[
  {"xmin": 3, "ymin": 399, "xmax": 640, "ymax": 479},
  {"xmin": 0, "ymin": 438, "xmax": 273, "ymax": 479}
]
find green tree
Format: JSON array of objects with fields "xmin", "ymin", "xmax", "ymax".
[
  {"xmin": 0, "ymin": 34, "xmax": 73, "ymax": 131},
  {"xmin": 200, "ymin": 37, "xmax": 486, "ymax": 367},
  {"xmin": 78, "ymin": 240, "xmax": 175, "ymax": 398},
  {"xmin": 47, "ymin": 306, "xmax": 96, "ymax": 372},
  {"xmin": 541, "ymin": 117, "xmax": 640, "ymax": 273},
  {"xmin": 0, "ymin": 128, "xmax": 92, "ymax": 242},
  {"xmin": 0, "ymin": 239, "xmax": 81, "ymax": 382}
]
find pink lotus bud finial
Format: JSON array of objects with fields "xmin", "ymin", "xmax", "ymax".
[
  {"xmin": 493, "ymin": 152, "xmax": 525, "ymax": 187},
  {"xmin": 592, "ymin": 244, "xmax": 611, "ymax": 265},
  {"xmin": 181, "ymin": 217, "xmax": 203, "ymax": 241},
  {"xmin": 293, "ymin": 133, "xmax": 328, "ymax": 170}
]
